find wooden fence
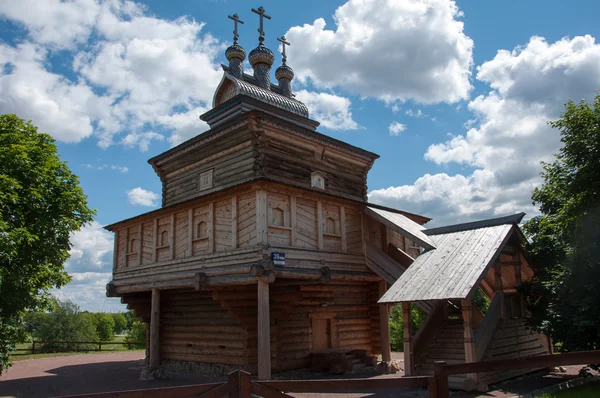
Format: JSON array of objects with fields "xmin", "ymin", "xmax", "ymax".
[
  {"xmin": 15, "ymin": 340, "xmax": 145, "ymax": 354},
  {"xmin": 55, "ymin": 350, "xmax": 600, "ymax": 398}
]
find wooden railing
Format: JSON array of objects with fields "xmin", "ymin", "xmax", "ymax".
[
  {"xmin": 14, "ymin": 340, "xmax": 144, "ymax": 354},
  {"xmin": 430, "ymin": 349, "xmax": 600, "ymax": 398},
  {"xmin": 56, "ymin": 370, "xmax": 435, "ymax": 398},
  {"xmin": 473, "ymin": 293, "xmax": 502, "ymax": 361}
]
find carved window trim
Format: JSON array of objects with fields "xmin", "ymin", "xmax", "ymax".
[
  {"xmin": 199, "ymin": 169, "xmax": 214, "ymax": 191},
  {"xmin": 311, "ymin": 171, "xmax": 326, "ymax": 190}
]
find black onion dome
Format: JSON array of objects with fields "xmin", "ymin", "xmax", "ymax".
[
  {"xmin": 275, "ymin": 64, "xmax": 294, "ymax": 81},
  {"xmin": 226, "ymin": 43, "xmax": 246, "ymax": 61},
  {"xmin": 249, "ymin": 45, "xmax": 274, "ymax": 67}
]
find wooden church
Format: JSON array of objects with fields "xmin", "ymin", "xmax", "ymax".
[{"xmin": 105, "ymin": 6, "xmax": 550, "ymax": 390}]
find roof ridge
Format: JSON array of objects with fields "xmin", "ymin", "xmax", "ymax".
[{"xmin": 424, "ymin": 212, "xmax": 526, "ymax": 236}]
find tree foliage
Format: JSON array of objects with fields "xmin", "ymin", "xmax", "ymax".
[
  {"xmin": 125, "ymin": 321, "xmax": 146, "ymax": 349},
  {"xmin": 91, "ymin": 313, "xmax": 116, "ymax": 341},
  {"xmin": 35, "ymin": 300, "xmax": 98, "ymax": 351},
  {"xmin": 389, "ymin": 304, "xmax": 425, "ymax": 352},
  {"xmin": 111, "ymin": 313, "xmax": 128, "ymax": 335},
  {"xmin": 0, "ymin": 114, "xmax": 95, "ymax": 372},
  {"xmin": 523, "ymin": 94, "xmax": 600, "ymax": 352}
]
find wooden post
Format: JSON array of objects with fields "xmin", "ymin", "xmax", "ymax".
[
  {"xmin": 402, "ymin": 302, "xmax": 414, "ymax": 376},
  {"xmin": 461, "ymin": 298, "xmax": 477, "ymax": 388},
  {"xmin": 494, "ymin": 262, "xmax": 505, "ymax": 319},
  {"xmin": 515, "ymin": 253, "xmax": 525, "ymax": 317},
  {"xmin": 433, "ymin": 361, "xmax": 449, "ymax": 398},
  {"xmin": 379, "ymin": 281, "xmax": 391, "ymax": 363},
  {"xmin": 32, "ymin": 341, "xmax": 36, "ymax": 354},
  {"xmin": 256, "ymin": 190, "xmax": 267, "ymax": 244},
  {"xmin": 208, "ymin": 202, "xmax": 214, "ymax": 253},
  {"xmin": 257, "ymin": 279, "xmax": 271, "ymax": 380},
  {"xmin": 137, "ymin": 222, "xmax": 142, "ymax": 266},
  {"xmin": 317, "ymin": 201, "xmax": 323, "ymax": 249},
  {"xmin": 188, "ymin": 208, "xmax": 193, "ymax": 256},
  {"xmin": 113, "ymin": 230, "xmax": 119, "ymax": 271},
  {"xmin": 232, "ymin": 196, "xmax": 238, "ymax": 249},
  {"xmin": 150, "ymin": 288, "xmax": 161, "ymax": 369},
  {"xmin": 290, "ymin": 195, "xmax": 297, "ymax": 247},
  {"xmin": 152, "ymin": 219, "xmax": 158, "ymax": 262},
  {"xmin": 229, "ymin": 370, "xmax": 251, "ymax": 398},
  {"xmin": 340, "ymin": 206, "xmax": 347, "ymax": 253},
  {"xmin": 169, "ymin": 214, "xmax": 175, "ymax": 260}
]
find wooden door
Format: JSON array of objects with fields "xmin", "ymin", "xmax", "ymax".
[{"xmin": 312, "ymin": 319, "xmax": 331, "ymax": 350}]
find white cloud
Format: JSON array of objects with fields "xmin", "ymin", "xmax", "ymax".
[
  {"xmin": 286, "ymin": 0, "xmax": 473, "ymax": 104},
  {"xmin": 388, "ymin": 121, "xmax": 406, "ymax": 136},
  {"xmin": 55, "ymin": 221, "xmax": 124, "ymax": 312},
  {"xmin": 405, "ymin": 109, "xmax": 425, "ymax": 118},
  {"xmin": 372, "ymin": 35, "xmax": 600, "ymax": 226},
  {"xmin": 81, "ymin": 163, "xmax": 129, "ymax": 172},
  {"xmin": 294, "ymin": 90, "xmax": 358, "ymax": 130},
  {"xmin": 0, "ymin": 0, "xmax": 223, "ymax": 150},
  {"xmin": 127, "ymin": 187, "xmax": 160, "ymax": 207}
]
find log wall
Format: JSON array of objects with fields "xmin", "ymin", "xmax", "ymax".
[{"xmin": 112, "ymin": 183, "xmax": 367, "ymax": 277}]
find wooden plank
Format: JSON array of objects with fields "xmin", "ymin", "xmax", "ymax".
[
  {"xmin": 317, "ymin": 201, "xmax": 323, "ymax": 250},
  {"xmin": 379, "ymin": 281, "xmax": 391, "ymax": 363},
  {"xmin": 54, "ymin": 382, "xmax": 226, "ymax": 398},
  {"xmin": 152, "ymin": 219, "xmax": 157, "ymax": 263},
  {"xmin": 252, "ymin": 383, "xmax": 294, "ymax": 398},
  {"xmin": 256, "ymin": 190, "xmax": 268, "ymax": 244},
  {"xmin": 232, "ymin": 196, "xmax": 237, "ymax": 249},
  {"xmin": 197, "ymin": 382, "xmax": 229, "ymax": 398},
  {"xmin": 188, "ymin": 208, "xmax": 193, "ymax": 256},
  {"xmin": 208, "ymin": 202, "xmax": 214, "ymax": 254},
  {"xmin": 461, "ymin": 298, "xmax": 477, "ymax": 387},
  {"xmin": 170, "ymin": 214, "xmax": 175, "ymax": 260},
  {"xmin": 402, "ymin": 302, "xmax": 414, "ymax": 376},
  {"xmin": 113, "ymin": 229, "xmax": 119, "ymax": 271},
  {"xmin": 290, "ymin": 195, "xmax": 297, "ymax": 247},
  {"xmin": 149, "ymin": 288, "xmax": 160, "ymax": 369},
  {"xmin": 340, "ymin": 206, "xmax": 347, "ymax": 253},
  {"xmin": 260, "ymin": 376, "xmax": 429, "ymax": 392},
  {"xmin": 258, "ymin": 279, "xmax": 271, "ymax": 380},
  {"xmin": 137, "ymin": 223, "xmax": 142, "ymax": 266}
]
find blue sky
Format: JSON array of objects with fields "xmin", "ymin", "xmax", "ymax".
[{"xmin": 1, "ymin": 0, "xmax": 599, "ymax": 311}]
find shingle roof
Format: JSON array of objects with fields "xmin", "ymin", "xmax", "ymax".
[
  {"xmin": 379, "ymin": 213, "xmax": 525, "ymax": 303},
  {"xmin": 364, "ymin": 205, "xmax": 436, "ymax": 250}
]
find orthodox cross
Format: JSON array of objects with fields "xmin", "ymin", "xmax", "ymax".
[
  {"xmin": 277, "ymin": 35, "xmax": 290, "ymax": 64},
  {"xmin": 251, "ymin": 6, "xmax": 271, "ymax": 45},
  {"xmin": 228, "ymin": 13, "xmax": 244, "ymax": 44}
]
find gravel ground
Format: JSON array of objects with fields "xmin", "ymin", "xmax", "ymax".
[{"xmin": 0, "ymin": 351, "xmax": 591, "ymax": 398}]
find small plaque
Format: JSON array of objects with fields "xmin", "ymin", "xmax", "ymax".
[{"xmin": 271, "ymin": 252, "xmax": 286, "ymax": 266}]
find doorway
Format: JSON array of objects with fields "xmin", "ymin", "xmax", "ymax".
[{"xmin": 312, "ymin": 318, "xmax": 332, "ymax": 350}]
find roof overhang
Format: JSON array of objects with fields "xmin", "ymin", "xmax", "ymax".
[{"xmin": 363, "ymin": 205, "xmax": 436, "ymax": 250}]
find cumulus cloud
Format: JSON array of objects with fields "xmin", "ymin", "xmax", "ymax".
[
  {"xmin": 388, "ymin": 121, "xmax": 406, "ymax": 136},
  {"xmin": 0, "ymin": 0, "xmax": 221, "ymax": 150},
  {"xmin": 127, "ymin": 187, "xmax": 160, "ymax": 207},
  {"xmin": 294, "ymin": 90, "xmax": 358, "ymax": 130},
  {"xmin": 81, "ymin": 163, "xmax": 129, "ymax": 172},
  {"xmin": 53, "ymin": 221, "xmax": 123, "ymax": 312},
  {"xmin": 286, "ymin": 0, "xmax": 473, "ymax": 104},
  {"xmin": 372, "ymin": 35, "xmax": 600, "ymax": 226}
]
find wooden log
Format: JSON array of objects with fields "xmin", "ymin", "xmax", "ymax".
[
  {"xmin": 379, "ymin": 280, "xmax": 391, "ymax": 363},
  {"xmin": 258, "ymin": 279, "xmax": 271, "ymax": 380},
  {"xmin": 150, "ymin": 288, "xmax": 160, "ymax": 369},
  {"xmin": 402, "ymin": 302, "xmax": 414, "ymax": 376}
]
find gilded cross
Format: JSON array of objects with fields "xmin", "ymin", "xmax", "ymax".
[
  {"xmin": 277, "ymin": 35, "xmax": 290, "ymax": 64},
  {"xmin": 228, "ymin": 13, "xmax": 244, "ymax": 44},
  {"xmin": 251, "ymin": 6, "xmax": 271, "ymax": 44}
]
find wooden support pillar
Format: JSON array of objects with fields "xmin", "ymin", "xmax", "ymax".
[
  {"xmin": 461, "ymin": 298, "xmax": 477, "ymax": 388},
  {"xmin": 256, "ymin": 190, "xmax": 267, "ymax": 244},
  {"xmin": 257, "ymin": 279, "xmax": 271, "ymax": 380},
  {"xmin": 515, "ymin": 253, "xmax": 525, "ymax": 317},
  {"xmin": 494, "ymin": 262, "xmax": 505, "ymax": 319},
  {"xmin": 402, "ymin": 302, "xmax": 414, "ymax": 376},
  {"xmin": 149, "ymin": 288, "xmax": 160, "ymax": 369},
  {"xmin": 379, "ymin": 281, "xmax": 392, "ymax": 363}
]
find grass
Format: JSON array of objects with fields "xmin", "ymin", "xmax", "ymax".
[
  {"xmin": 12, "ymin": 334, "xmax": 144, "ymax": 360},
  {"xmin": 539, "ymin": 381, "xmax": 600, "ymax": 397}
]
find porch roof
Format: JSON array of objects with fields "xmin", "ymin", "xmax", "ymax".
[
  {"xmin": 378, "ymin": 213, "xmax": 525, "ymax": 303},
  {"xmin": 364, "ymin": 205, "xmax": 436, "ymax": 250}
]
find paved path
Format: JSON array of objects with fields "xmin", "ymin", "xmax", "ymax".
[{"xmin": 0, "ymin": 352, "xmax": 588, "ymax": 398}]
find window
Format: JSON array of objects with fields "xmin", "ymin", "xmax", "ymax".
[
  {"xmin": 325, "ymin": 217, "xmax": 337, "ymax": 235},
  {"xmin": 311, "ymin": 171, "xmax": 325, "ymax": 190},
  {"xmin": 160, "ymin": 230, "xmax": 169, "ymax": 247},
  {"xmin": 199, "ymin": 169, "xmax": 213, "ymax": 191},
  {"xmin": 128, "ymin": 238, "xmax": 137, "ymax": 253},
  {"xmin": 270, "ymin": 207, "xmax": 284, "ymax": 227}
]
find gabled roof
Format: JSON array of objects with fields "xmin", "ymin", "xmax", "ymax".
[
  {"xmin": 379, "ymin": 213, "xmax": 525, "ymax": 303},
  {"xmin": 364, "ymin": 205, "xmax": 436, "ymax": 250}
]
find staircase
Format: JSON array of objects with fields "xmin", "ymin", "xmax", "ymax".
[{"xmin": 415, "ymin": 319, "xmax": 470, "ymax": 389}]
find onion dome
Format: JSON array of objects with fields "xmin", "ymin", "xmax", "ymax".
[
  {"xmin": 249, "ymin": 44, "xmax": 275, "ymax": 68},
  {"xmin": 275, "ymin": 63, "xmax": 294, "ymax": 81},
  {"xmin": 226, "ymin": 43, "xmax": 246, "ymax": 61}
]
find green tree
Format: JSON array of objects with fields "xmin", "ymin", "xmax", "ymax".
[
  {"xmin": 0, "ymin": 115, "xmax": 95, "ymax": 373},
  {"xmin": 36, "ymin": 300, "xmax": 98, "ymax": 351},
  {"xmin": 523, "ymin": 94, "xmax": 600, "ymax": 353},
  {"xmin": 111, "ymin": 313, "xmax": 128, "ymax": 335},
  {"xmin": 388, "ymin": 304, "xmax": 425, "ymax": 352},
  {"xmin": 125, "ymin": 321, "xmax": 146, "ymax": 349},
  {"xmin": 92, "ymin": 313, "xmax": 115, "ymax": 341}
]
